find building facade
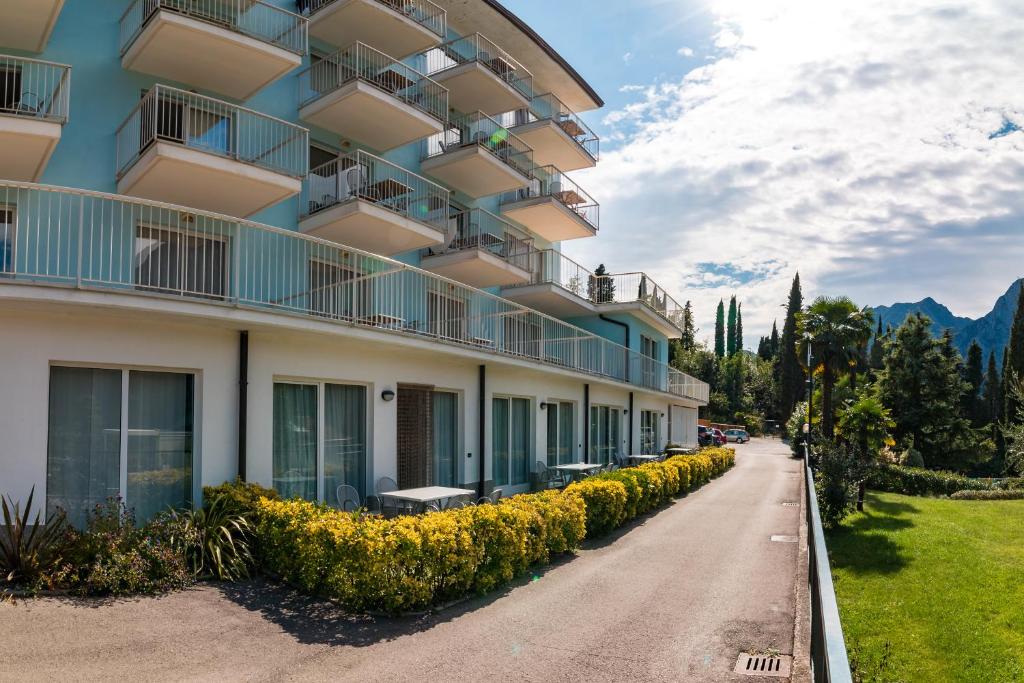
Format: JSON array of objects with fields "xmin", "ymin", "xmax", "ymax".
[{"xmin": 0, "ymin": 0, "xmax": 708, "ymax": 524}]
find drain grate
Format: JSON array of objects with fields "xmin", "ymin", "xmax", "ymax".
[
  {"xmin": 781, "ymin": 501, "xmax": 799, "ymax": 507},
  {"xmin": 770, "ymin": 535, "xmax": 798, "ymax": 543},
  {"xmin": 734, "ymin": 653, "xmax": 793, "ymax": 677}
]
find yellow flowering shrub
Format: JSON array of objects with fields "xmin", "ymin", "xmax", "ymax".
[{"xmin": 564, "ymin": 478, "xmax": 628, "ymax": 536}]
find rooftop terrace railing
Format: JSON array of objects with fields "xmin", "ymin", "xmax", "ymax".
[
  {"xmin": 301, "ymin": 150, "xmax": 449, "ymax": 233},
  {"xmin": 423, "ymin": 110, "xmax": 534, "ymax": 179},
  {"xmin": 120, "ymin": 0, "xmax": 308, "ymax": 56},
  {"xmin": 498, "ymin": 93, "xmax": 599, "ymax": 163},
  {"xmin": 420, "ymin": 33, "xmax": 533, "ymax": 101},
  {"xmin": 426, "ymin": 208, "xmax": 535, "ymax": 272},
  {"xmin": 501, "ymin": 165, "xmax": 599, "ymax": 231},
  {"xmin": 0, "ymin": 55, "xmax": 71, "ymax": 125},
  {"xmin": 298, "ymin": 0, "xmax": 446, "ymax": 41},
  {"xmin": 115, "ymin": 85, "xmax": 309, "ymax": 181},
  {"xmin": 298, "ymin": 42, "xmax": 447, "ymax": 123},
  {"xmin": 0, "ymin": 182, "xmax": 706, "ymax": 402}
]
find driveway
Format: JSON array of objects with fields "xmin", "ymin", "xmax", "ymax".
[{"xmin": 0, "ymin": 439, "xmax": 804, "ymax": 682}]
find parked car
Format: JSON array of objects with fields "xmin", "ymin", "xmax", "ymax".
[
  {"xmin": 697, "ymin": 425, "xmax": 714, "ymax": 447},
  {"xmin": 712, "ymin": 428, "xmax": 727, "ymax": 446},
  {"xmin": 724, "ymin": 428, "xmax": 750, "ymax": 444}
]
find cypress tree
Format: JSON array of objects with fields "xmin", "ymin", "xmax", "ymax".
[
  {"xmin": 757, "ymin": 336, "xmax": 771, "ymax": 360},
  {"xmin": 869, "ymin": 318, "xmax": 885, "ymax": 371},
  {"xmin": 726, "ymin": 296, "xmax": 737, "ymax": 356},
  {"xmin": 1005, "ymin": 286, "xmax": 1024, "ymax": 421},
  {"xmin": 964, "ymin": 340, "xmax": 984, "ymax": 425},
  {"xmin": 681, "ymin": 301, "xmax": 696, "ymax": 351},
  {"xmin": 769, "ymin": 321, "xmax": 780, "ymax": 358},
  {"xmin": 778, "ymin": 273, "xmax": 804, "ymax": 423},
  {"xmin": 983, "ymin": 350, "xmax": 1002, "ymax": 425},
  {"xmin": 714, "ymin": 300, "xmax": 725, "ymax": 358},
  {"xmin": 736, "ymin": 304, "xmax": 744, "ymax": 354}
]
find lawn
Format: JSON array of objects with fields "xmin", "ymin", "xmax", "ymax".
[{"xmin": 826, "ymin": 492, "xmax": 1024, "ymax": 682}]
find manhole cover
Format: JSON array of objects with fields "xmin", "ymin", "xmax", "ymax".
[
  {"xmin": 770, "ymin": 535, "xmax": 798, "ymax": 543},
  {"xmin": 734, "ymin": 653, "xmax": 793, "ymax": 677}
]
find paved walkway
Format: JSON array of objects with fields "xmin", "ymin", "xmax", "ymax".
[{"xmin": 0, "ymin": 439, "xmax": 804, "ymax": 682}]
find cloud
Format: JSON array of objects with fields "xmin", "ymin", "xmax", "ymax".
[
  {"xmin": 566, "ymin": 0, "xmax": 1024, "ymax": 347},
  {"xmin": 622, "ymin": 51, "xmax": 633, "ymax": 63},
  {"xmin": 677, "ymin": 46, "xmax": 695, "ymax": 57}
]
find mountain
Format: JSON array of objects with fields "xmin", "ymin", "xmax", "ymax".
[{"xmin": 870, "ymin": 279, "xmax": 1023, "ymax": 364}]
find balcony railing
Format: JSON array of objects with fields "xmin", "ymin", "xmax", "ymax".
[
  {"xmin": 423, "ymin": 111, "xmax": 534, "ymax": 178},
  {"xmin": 120, "ymin": 0, "xmax": 308, "ymax": 56},
  {"xmin": 499, "ymin": 93, "xmax": 599, "ymax": 163},
  {"xmin": 0, "ymin": 55, "xmax": 71, "ymax": 124},
  {"xmin": 420, "ymin": 33, "xmax": 533, "ymax": 100},
  {"xmin": 298, "ymin": 0, "xmax": 446, "ymax": 40},
  {"xmin": 115, "ymin": 85, "xmax": 309, "ymax": 181},
  {"xmin": 502, "ymin": 165, "xmax": 599, "ymax": 231},
  {"xmin": 302, "ymin": 150, "xmax": 449, "ymax": 232},
  {"xmin": 669, "ymin": 369, "xmax": 710, "ymax": 404},
  {"xmin": 426, "ymin": 208, "xmax": 534, "ymax": 271},
  {"xmin": 0, "ymin": 181, "xmax": 707, "ymax": 401},
  {"xmin": 298, "ymin": 42, "xmax": 447, "ymax": 123}
]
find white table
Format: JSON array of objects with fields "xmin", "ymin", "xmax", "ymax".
[
  {"xmin": 628, "ymin": 454, "xmax": 662, "ymax": 465},
  {"xmin": 552, "ymin": 462, "xmax": 604, "ymax": 483},
  {"xmin": 379, "ymin": 486, "xmax": 475, "ymax": 512}
]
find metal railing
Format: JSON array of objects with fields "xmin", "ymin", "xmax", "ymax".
[
  {"xmin": 806, "ymin": 452, "xmax": 853, "ymax": 682},
  {"xmin": 120, "ymin": 0, "xmax": 308, "ymax": 56},
  {"xmin": 298, "ymin": 0, "xmax": 445, "ymax": 40},
  {"xmin": 420, "ymin": 33, "xmax": 532, "ymax": 101},
  {"xmin": 501, "ymin": 165, "xmax": 599, "ymax": 232},
  {"xmin": 0, "ymin": 181, "xmax": 707, "ymax": 401},
  {"xmin": 301, "ymin": 150, "xmax": 449, "ymax": 234},
  {"xmin": 116, "ymin": 85, "xmax": 309, "ymax": 181},
  {"xmin": 423, "ymin": 111, "xmax": 534, "ymax": 179},
  {"xmin": 0, "ymin": 56, "xmax": 71, "ymax": 124},
  {"xmin": 425, "ymin": 208, "xmax": 534, "ymax": 271},
  {"xmin": 668, "ymin": 369, "xmax": 710, "ymax": 403},
  {"xmin": 498, "ymin": 93, "xmax": 599, "ymax": 163},
  {"xmin": 298, "ymin": 42, "xmax": 447, "ymax": 123}
]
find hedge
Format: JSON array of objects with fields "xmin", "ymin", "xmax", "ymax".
[
  {"xmin": 950, "ymin": 489, "xmax": 1024, "ymax": 501},
  {"xmin": 867, "ymin": 463, "xmax": 993, "ymax": 497},
  {"xmin": 254, "ymin": 448, "xmax": 735, "ymax": 613}
]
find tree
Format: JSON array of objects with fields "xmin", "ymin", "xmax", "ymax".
[
  {"xmin": 588, "ymin": 263, "xmax": 615, "ymax": 304},
  {"xmin": 869, "ymin": 318, "xmax": 885, "ymax": 372},
  {"xmin": 778, "ymin": 274, "xmax": 804, "ymax": 423},
  {"xmin": 680, "ymin": 301, "xmax": 696, "ymax": 351},
  {"xmin": 1005, "ymin": 286, "xmax": 1024, "ymax": 421},
  {"xmin": 1002, "ymin": 376, "xmax": 1024, "ymax": 476},
  {"xmin": 769, "ymin": 321, "xmax": 780, "ymax": 358},
  {"xmin": 836, "ymin": 392, "xmax": 895, "ymax": 510},
  {"xmin": 736, "ymin": 304, "xmax": 744, "ymax": 354},
  {"xmin": 726, "ymin": 296, "xmax": 737, "ymax": 356},
  {"xmin": 964, "ymin": 340, "xmax": 985, "ymax": 425},
  {"xmin": 714, "ymin": 300, "xmax": 725, "ymax": 358},
  {"xmin": 983, "ymin": 351, "xmax": 1002, "ymax": 425},
  {"xmin": 797, "ymin": 296, "xmax": 874, "ymax": 438},
  {"xmin": 757, "ymin": 335, "xmax": 772, "ymax": 361}
]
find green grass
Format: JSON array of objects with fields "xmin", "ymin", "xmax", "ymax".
[{"xmin": 826, "ymin": 492, "xmax": 1024, "ymax": 682}]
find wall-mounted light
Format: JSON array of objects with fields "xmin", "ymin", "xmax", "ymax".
[
  {"xmin": 539, "ymin": 401, "xmax": 548, "ymax": 410},
  {"xmin": 381, "ymin": 389, "xmax": 396, "ymax": 402}
]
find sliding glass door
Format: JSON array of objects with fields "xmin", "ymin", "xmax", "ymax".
[
  {"xmin": 589, "ymin": 405, "xmax": 621, "ymax": 465},
  {"xmin": 493, "ymin": 397, "xmax": 531, "ymax": 487},
  {"xmin": 640, "ymin": 410, "xmax": 661, "ymax": 455},
  {"xmin": 272, "ymin": 383, "xmax": 318, "ymax": 501},
  {"xmin": 432, "ymin": 391, "xmax": 459, "ymax": 486},
  {"xmin": 324, "ymin": 384, "xmax": 367, "ymax": 500},
  {"xmin": 546, "ymin": 401, "xmax": 575, "ymax": 466}
]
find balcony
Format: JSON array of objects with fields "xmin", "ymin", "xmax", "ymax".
[
  {"xmin": 500, "ymin": 165, "xmax": 598, "ymax": 241},
  {"xmin": 301, "ymin": 0, "xmax": 445, "ymax": 58},
  {"xmin": 420, "ymin": 34, "xmax": 532, "ymax": 115},
  {"xmin": 299, "ymin": 150, "xmax": 448, "ymax": 256},
  {"xmin": 0, "ymin": 0, "xmax": 64, "ymax": 52},
  {"xmin": 0, "ymin": 181, "xmax": 708, "ymax": 403},
  {"xmin": 0, "ymin": 56, "xmax": 70, "ymax": 181},
  {"xmin": 421, "ymin": 209, "xmax": 533, "ymax": 288},
  {"xmin": 116, "ymin": 86, "xmax": 307, "ymax": 218},
  {"xmin": 588, "ymin": 271, "xmax": 686, "ymax": 338},
  {"xmin": 298, "ymin": 42, "xmax": 446, "ymax": 152},
  {"xmin": 499, "ymin": 93, "xmax": 598, "ymax": 171},
  {"xmin": 120, "ymin": 0, "xmax": 307, "ymax": 101},
  {"xmin": 421, "ymin": 111, "xmax": 533, "ymax": 198}
]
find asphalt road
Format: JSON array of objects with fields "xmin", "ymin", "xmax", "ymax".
[{"xmin": 1, "ymin": 438, "xmax": 804, "ymax": 682}]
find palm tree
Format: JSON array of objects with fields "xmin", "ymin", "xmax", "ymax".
[{"xmin": 797, "ymin": 296, "xmax": 875, "ymax": 438}]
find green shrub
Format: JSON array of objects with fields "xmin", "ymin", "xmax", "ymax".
[
  {"xmin": 203, "ymin": 479, "xmax": 279, "ymax": 517},
  {"xmin": 159, "ymin": 495, "xmax": 254, "ymax": 581},
  {"xmin": 867, "ymin": 463, "xmax": 992, "ymax": 497},
  {"xmin": 1, "ymin": 487, "xmax": 69, "ymax": 588},
  {"xmin": 815, "ymin": 442, "xmax": 868, "ymax": 529},
  {"xmin": 950, "ymin": 489, "xmax": 1024, "ymax": 500},
  {"xmin": 899, "ymin": 448, "xmax": 924, "ymax": 468}
]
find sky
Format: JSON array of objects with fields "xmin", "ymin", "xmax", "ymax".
[{"xmin": 503, "ymin": 0, "xmax": 1024, "ymax": 348}]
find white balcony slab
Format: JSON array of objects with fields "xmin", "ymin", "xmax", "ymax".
[
  {"xmin": 421, "ymin": 249, "xmax": 531, "ymax": 288},
  {"xmin": 511, "ymin": 118, "xmax": 595, "ymax": 171},
  {"xmin": 500, "ymin": 282, "xmax": 595, "ymax": 318},
  {"xmin": 122, "ymin": 10, "xmax": 302, "ymax": 101},
  {"xmin": 429, "ymin": 61, "xmax": 528, "ymax": 116},
  {"xmin": 0, "ymin": 0, "xmax": 64, "ymax": 52},
  {"xmin": 117, "ymin": 142, "xmax": 300, "ymax": 218},
  {"xmin": 300, "ymin": 81, "xmax": 443, "ymax": 151},
  {"xmin": 308, "ymin": 0, "xmax": 442, "ymax": 58},
  {"xmin": 500, "ymin": 196, "xmax": 596, "ymax": 242},
  {"xmin": 0, "ymin": 116, "xmax": 62, "ymax": 181},
  {"xmin": 596, "ymin": 301, "xmax": 683, "ymax": 338},
  {"xmin": 421, "ymin": 145, "xmax": 530, "ymax": 198},
  {"xmin": 299, "ymin": 200, "xmax": 445, "ymax": 256}
]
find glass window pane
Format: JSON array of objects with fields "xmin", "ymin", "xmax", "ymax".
[
  {"xmin": 324, "ymin": 384, "xmax": 367, "ymax": 502},
  {"xmin": 273, "ymin": 383, "xmax": 318, "ymax": 501},
  {"xmin": 127, "ymin": 371, "xmax": 194, "ymax": 522},
  {"xmin": 46, "ymin": 367, "xmax": 122, "ymax": 527},
  {"xmin": 558, "ymin": 402, "xmax": 574, "ymax": 464},
  {"xmin": 492, "ymin": 398, "xmax": 509, "ymax": 487},
  {"xmin": 546, "ymin": 405, "xmax": 558, "ymax": 467},
  {"xmin": 609, "ymin": 408, "xmax": 620, "ymax": 462},
  {"xmin": 510, "ymin": 398, "xmax": 531, "ymax": 485},
  {"xmin": 432, "ymin": 391, "xmax": 458, "ymax": 487}
]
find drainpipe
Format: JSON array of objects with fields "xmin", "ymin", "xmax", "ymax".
[
  {"xmin": 583, "ymin": 383, "xmax": 590, "ymax": 463},
  {"xmin": 599, "ymin": 314, "xmax": 631, "ymax": 382},
  {"xmin": 237, "ymin": 331, "xmax": 249, "ymax": 481},
  {"xmin": 478, "ymin": 364, "xmax": 486, "ymax": 498},
  {"xmin": 628, "ymin": 391, "xmax": 634, "ymax": 454}
]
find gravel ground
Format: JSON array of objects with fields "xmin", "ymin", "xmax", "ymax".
[{"xmin": 0, "ymin": 438, "xmax": 803, "ymax": 682}]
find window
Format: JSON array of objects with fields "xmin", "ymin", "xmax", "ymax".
[
  {"xmin": 432, "ymin": 391, "xmax": 459, "ymax": 487},
  {"xmin": 502, "ymin": 312, "xmax": 541, "ymax": 358},
  {"xmin": 640, "ymin": 410, "xmax": 661, "ymax": 455},
  {"xmin": 428, "ymin": 288, "xmax": 467, "ymax": 341},
  {"xmin": 308, "ymin": 259, "xmax": 372, "ymax": 320},
  {"xmin": 273, "ymin": 381, "xmax": 368, "ymax": 503},
  {"xmin": 493, "ymin": 397, "xmax": 531, "ymax": 487},
  {"xmin": 46, "ymin": 367, "xmax": 194, "ymax": 526},
  {"xmin": 589, "ymin": 405, "xmax": 621, "ymax": 464},
  {"xmin": 0, "ymin": 64, "xmax": 23, "ymax": 115},
  {"xmin": 309, "ymin": 142, "xmax": 337, "ymax": 170},
  {"xmin": 134, "ymin": 224, "xmax": 228, "ymax": 298},
  {"xmin": 546, "ymin": 401, "xmax": 575, "ymax": 466},
  {"xmin": 0, "ymin": 207, "xmax": 13, "ymax": 274},
  {"xmin": 641, "ymin": 335, "xmax": 658, "ymax": 387}
]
